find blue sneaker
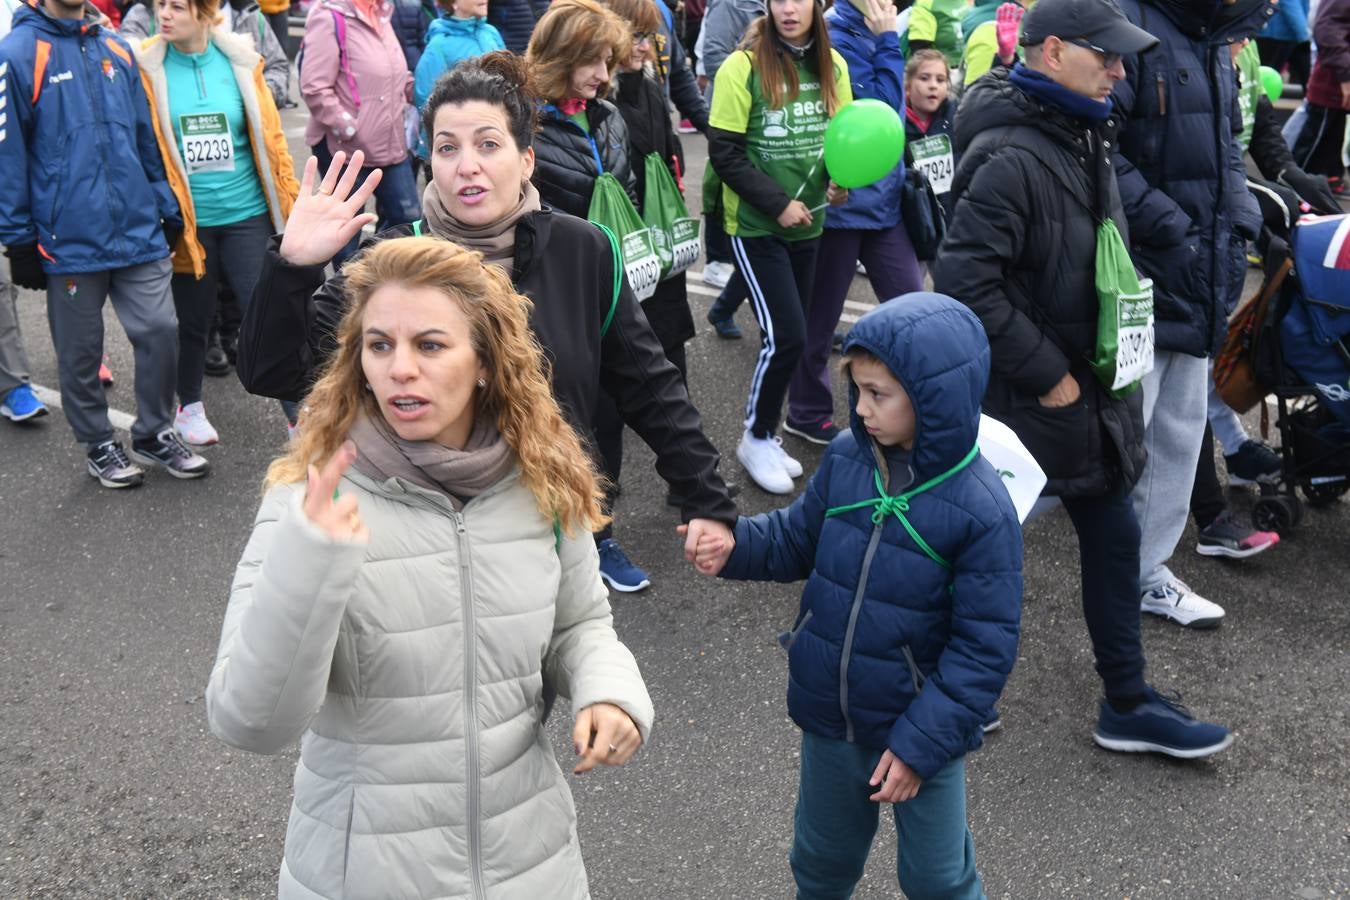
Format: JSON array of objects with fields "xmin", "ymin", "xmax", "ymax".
[
  {"xmin": 597, "ymin": 538, "xmax": 651, "ymax": 593},
  {"xmin": 706, "ymin": 308, "xmax": 742, "ymax": 340},
  {"xmin": 1, "ymin": 384, "xmax": 48, "ymax": 422},
  {"xmin": 1094, "ymin": 688, "xmax": 1233, "ymax": 759}
]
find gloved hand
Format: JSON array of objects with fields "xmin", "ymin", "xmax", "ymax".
[
  {"xmin": 162, "ymin": 220, "xmax": 184, "ymax": 253},
  {"xmin": 1278, "ymin": 167, "xmax": 1341, "ymax": 216},
  {"xmin": 996, "ymin": 3, "xmax": 1024, "ymax": 65},
  {"xmin": 4, "ymin": 243, "xmax": 47, "ymax": 290}
]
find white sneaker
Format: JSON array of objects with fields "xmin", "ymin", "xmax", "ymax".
[
  {"xmin": 772, "ymin": 434, "xmax": 803, "ymax": 478},
  {"xmin": 175, "ymin": 402, "xmax": 219, "ymax": 446},
  {"xmin": 738, "ymin": 431, "xmax": 794, "ymax": 494},
  {"xmin": 1140, "ymin": 578, "xmax": 1225, "ymax": 629},
  {"xmin": 701, "ymin": 260, "xmax": 734, "ymax": 289}
]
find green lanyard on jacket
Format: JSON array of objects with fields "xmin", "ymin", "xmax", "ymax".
[{"xmin": 824, "ymin": 444, "xmax": 980, "ymax": 570}]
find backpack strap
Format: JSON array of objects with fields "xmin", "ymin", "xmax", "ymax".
[
  {"xmin": 331, "ymin": 7, "xmax": 360, "ymax": 108},
  {"xmin": 593, "ymin": 222, "xmax": 622, "ymax": 340}
]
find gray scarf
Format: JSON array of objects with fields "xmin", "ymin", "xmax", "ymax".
[
  {"xmin": 420, "ymin": 180, "xmax": 542, "ymax": 277},
  {"xmin": 348, "ymin": 410, "xmax": 514, "ymax": 502}
]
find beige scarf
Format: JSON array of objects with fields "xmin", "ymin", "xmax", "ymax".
[
  {"xmin": 348, "ymin": 410, "xmax": 514, "ymax": 502},
  {"xmin": 420, "ymin": 180, "xmax": 542, "ymax": 276}
]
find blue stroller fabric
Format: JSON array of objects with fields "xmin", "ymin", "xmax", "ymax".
[{"xmin": 1281, "ymin": 215, "xmax": 1350, "ymax": 432}]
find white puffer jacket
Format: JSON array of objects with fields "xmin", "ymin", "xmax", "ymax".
[{"xmin": 205, "ymin": 468, "xmax": 654, "ymax": 900}]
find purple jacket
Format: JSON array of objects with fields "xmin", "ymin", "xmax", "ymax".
[{"xmin": 301, "ymin": 0, "xmax": 413, "ymax": 166}]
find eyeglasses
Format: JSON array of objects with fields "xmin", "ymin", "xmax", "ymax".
[
  {"xmin": 1063, "ymin": 37, "xmax": 1122, "ymax": 69},
  {"xmin": 631, "ymin": 31, "xmax": 656, "ymax": 45}
]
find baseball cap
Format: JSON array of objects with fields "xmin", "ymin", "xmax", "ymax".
[{"xmin": 1021, "ymin": 0, "xmax": 1159, "ymax": 56}]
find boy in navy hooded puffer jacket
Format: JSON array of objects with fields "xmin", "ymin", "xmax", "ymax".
[{"xmin": 686, "ymin": 293, "xmax": 1022, "ymax": 899}]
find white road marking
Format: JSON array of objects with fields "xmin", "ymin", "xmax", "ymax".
[{"xmin": 31, "ymin": 383, "xmax": 136, "ymax": 433}]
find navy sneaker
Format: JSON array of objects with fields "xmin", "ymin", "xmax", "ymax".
[
  {"xmin": 1224, "ymin": 440, "xmax": 1282, "ymax": 486},
  {"xmin": 783, "ymin": 419, "xmax": 840, "ymax": 446},
  {"xmin": 706, "ymin": 308, "xmax": 742, "ymax": 340},
  {"xmin": 1, "ymin": 383, "xmax": 48, "ymax": 422},
  {"xmin": 1094, "ymin": 688, "xmax": 1233, "ymax": 759},
  {"xmin": 597, "ymin": 538, "xmax": 651, "ymax": 593},
  {"xmin": 982, "ymin": 709, "xmax": 1003, "ymax": 734}
]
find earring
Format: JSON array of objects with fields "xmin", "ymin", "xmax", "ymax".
[
  {"xmin": 476, "ymin": 378, "xmax": 487, "ymax": 388},
  {"xmin": 364, "ymin": 383, "xmax": 373, "ymax": 391}
]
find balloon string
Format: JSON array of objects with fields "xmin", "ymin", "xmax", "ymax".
[{"xmin": 793, "ymin": 148, "xmax": 826, "ymax": 200}]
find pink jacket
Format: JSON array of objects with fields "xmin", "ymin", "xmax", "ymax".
[{"xmin": 300, "ymin": 0, "xmax": 413, "ymax": 166}]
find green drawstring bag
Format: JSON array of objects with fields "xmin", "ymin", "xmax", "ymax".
[
  {"xmin": 1091, "ymin": 219, "xmax": 1155, "ymax": 397},
  {"xmin": 642, "ymin": 153, "xmax": 701, "ymax": 280},
  {"xmin": 587, "ymin": 173, "xmax": 662, "ymax": 301}
]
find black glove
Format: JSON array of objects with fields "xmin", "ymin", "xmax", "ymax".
[
  {"xmin": 1279, "ymin": 167, "xmax": 1341, "ymax": 216},
  {"xmin": 4, "ymin": 243, "xmax": 47, "ymax": 290},
  {"xmin": 162, "ymin": 220, "xmax": 184, "ymax": 254}
]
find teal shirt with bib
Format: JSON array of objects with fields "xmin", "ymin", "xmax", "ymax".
[{"xmin": 164, "ymin": 43, "xmax": 268, "ymax": 228}]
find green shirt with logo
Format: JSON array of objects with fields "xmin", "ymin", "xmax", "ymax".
[{"xmin": 709, "ymin": 48, "xmax": 852, "ymax": 241}]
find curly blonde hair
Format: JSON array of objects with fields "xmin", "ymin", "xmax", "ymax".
[
  {"xmin": 526, "ymin": 0, "xmax": 632, "ymax": 102},
  {"xmin": 265, "ymin": 237, "xmax": 608, "ymax": 536}
]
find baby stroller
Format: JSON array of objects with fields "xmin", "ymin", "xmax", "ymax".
[{"xmin": 1214, "ymin": 213, "xmax": 1350, "ymax": 533}]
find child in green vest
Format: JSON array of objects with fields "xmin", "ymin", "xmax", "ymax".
[{"xmin": 706, "ymin": 0, "xmax": 853, "ymax": 495}]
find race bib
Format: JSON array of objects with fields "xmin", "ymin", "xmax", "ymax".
[
  {"xmin": 666, "ymin": 217, "xmax": 701, "ymax": 279},
  {"xmin": 622, "ymin": 229, "xmax": 662, "ymax": 301},
  {"xmin": 910, "ymin": 134, "xmax": 954, "ymax": 196},
  {"xmin": 179, "ymin": 112, "xmax": 235, "ymax": 175},
  {"xmin": 1111, "ymin": 279, "xmax": 1155, "ymax": 390}
]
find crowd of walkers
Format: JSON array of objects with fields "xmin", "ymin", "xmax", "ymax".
[{"xmin": 1, "ymin": 0, "xmax": 1346, "ymax": 894}]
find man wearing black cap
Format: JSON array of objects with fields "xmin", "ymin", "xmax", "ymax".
[
  {"xmin": 934, "ymin": 0, "xmax": 1235, "ymax": 758},
  {"xmin": 1110, "ymin": 0, "xmax": 1271, "ymax": 631}
]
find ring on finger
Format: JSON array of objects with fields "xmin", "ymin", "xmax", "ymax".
[
  {"xmin": 317, "ymin": 187, "xmax": 334, "ymax": 196},
  {"xmin": 607, "ymin": 743, "xmax": 618, "ymax": 754}
]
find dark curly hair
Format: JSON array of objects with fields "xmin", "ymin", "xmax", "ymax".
[{"xmin": 421, "ymin": 51, "xmax": 539, "ymax": 152}]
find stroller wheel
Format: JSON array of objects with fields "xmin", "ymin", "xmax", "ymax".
[
  {"xmin": 1301, "ymin": 480, "xmax": 1350, "ymax": 508},
  {"xmin": 1253, "ymin": 494, "xmax": 1302, "ymax": 534}
]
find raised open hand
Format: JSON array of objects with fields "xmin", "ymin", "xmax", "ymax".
[
  {"xmin": 995, "ymin": 3, "xmax": 1024, "ymax": 65},
  {"xmin": 278, "ymin": 151, "xmax": 385, "ymax": 267},
  {"xmin": 302, "ymin": 441, "xmax": 368, "ymax": 543}
]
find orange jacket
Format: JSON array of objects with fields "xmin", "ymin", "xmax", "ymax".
[{"xmin": 134, "ymin": 29, "xmax": 300, "ymax": 278}]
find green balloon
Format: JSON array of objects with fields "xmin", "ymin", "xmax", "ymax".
[
  {"xmin": 823, "ymin": 99, "xmax": 906, "ymax": 190},
  {"xmin": 1259, "ymin": 65, "xmax": 1284, "ymax": 103}
]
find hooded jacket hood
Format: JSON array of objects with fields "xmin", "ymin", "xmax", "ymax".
[
  {"xmin": 842, "ymin": 293, "xmax": 990, "ymax": 480},
  {"xmin": 426, "ymin": 12, "xmax": 489, "ymax": 39},
  {"xmin": 1146, "ymin": 0, "xmax": 1273, "ymax": 40}
]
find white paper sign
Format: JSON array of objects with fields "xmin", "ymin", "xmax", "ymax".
[{"xmin": 978, "ymin": 413, "xmax": 1047, "ymax": 524}]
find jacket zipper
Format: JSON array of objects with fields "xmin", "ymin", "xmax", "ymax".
[
  {"xmin": 838, "ymin": 522, "xmax": 884, "ymax": 743},
  {"xmin": 452, "ymin": 508, "xmax": 488, "ymax": 900}
]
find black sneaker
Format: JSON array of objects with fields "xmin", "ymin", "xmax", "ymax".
[
  {"xmin": 87, "ymin": 440, "xmax": 145, "ymax": 488},
  {"xmin": 129, "ymin": 429, "xmax": 211, "ymax": 479},
  {"xmin": 1224, "ymin": 440, "xmax": 1282, "ymax": 486},
  {"xmin": 783, "ymin": 419, "xmax": 841, "ymax": 445},
  {"xmin": 203, "ymin": 332, "xmax": 232, "ymax": 377}
]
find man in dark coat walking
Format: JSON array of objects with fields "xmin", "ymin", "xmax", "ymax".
[{"xmin": 934, "ymin": 0, "xmax": 1233, "ymax": 759}]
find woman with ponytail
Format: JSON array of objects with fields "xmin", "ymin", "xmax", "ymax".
[{"xmin": 706, "ymin": 0, "xmax": 852, "ymax": 495}]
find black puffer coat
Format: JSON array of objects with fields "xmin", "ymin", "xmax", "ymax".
[
  {"xmin": 1112, "ymin": 0, "xmax": 1269, "ymax": 357},
  {"xmin": 237, "ymin": 209, "xmax": 735, "ymax": 526},
  {"xmin": 532, "ymin": 99, "xmax": 638, "ymax": 219},
  {"xmin": 932, "ymin": 70, "xmax": 1146, "ymax": 498}
]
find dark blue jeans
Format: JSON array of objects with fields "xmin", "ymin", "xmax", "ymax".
[
  {"xmin": 791, "ymin": 732, "xmax": 983, "ymax": 900},
  {"xmin": 311, "ymin": 142, "xmax": 422, "ymax": 267}
]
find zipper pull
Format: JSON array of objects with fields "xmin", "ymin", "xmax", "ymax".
[{"xmin": 452, "ymin": 510, "xmax": 467, "ymax": 534}]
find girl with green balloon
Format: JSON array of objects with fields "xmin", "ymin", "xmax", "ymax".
[{"xmin": 705, "ymin": 0, "xmax": 857, "ymax": 494}]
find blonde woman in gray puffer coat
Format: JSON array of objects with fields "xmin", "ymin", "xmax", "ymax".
[{"xmin": 205, "ymin": 232, "xmax": 653, "ymax": 900}]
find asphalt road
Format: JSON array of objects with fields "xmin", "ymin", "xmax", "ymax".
[{"xmin": 1, "ymin": 96, "xmax": 1347, "ymax": 900}]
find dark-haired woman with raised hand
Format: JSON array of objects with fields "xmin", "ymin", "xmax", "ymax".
[
  {"xmin": 239, "ymin": 51, "xmax": 736, "ymax": 579},
  {"xmin": 707, "ymin": 0, "xmax": 851, "ymax": 495}
]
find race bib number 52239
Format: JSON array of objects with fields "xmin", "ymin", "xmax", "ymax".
[{"xmin": 179, "ymin": 112, "xmax": 236, "ymax": 175}]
